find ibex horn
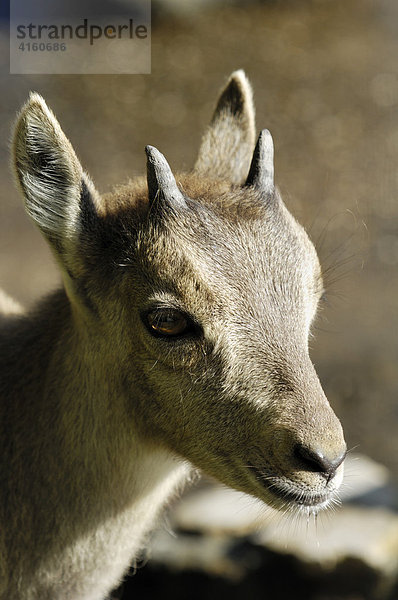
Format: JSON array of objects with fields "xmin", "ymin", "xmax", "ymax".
[
  {"xmin": 145, "ymin": 145, "xmax": 186, "ymax": 209},
  {"xmin": 245, "ymin": 129, "xmax": 274, "ymax": 195}
]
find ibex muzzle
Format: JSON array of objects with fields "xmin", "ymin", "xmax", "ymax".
[{"xmin": 0, "ymin": 71, "xmax": 346, "ymax": 599}]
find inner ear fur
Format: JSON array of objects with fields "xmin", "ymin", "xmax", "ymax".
[{"xmin": 194, "ymin": 70, "xmax": 256, "ymax": 185}]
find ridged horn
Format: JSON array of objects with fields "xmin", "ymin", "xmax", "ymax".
[
  {"xmin": 245, "ymin": 129, "xmax": 274, "ymax": 194},
  {"xmin": 145, "ymin": 145, "xmax": 186, "ymax": 208}
]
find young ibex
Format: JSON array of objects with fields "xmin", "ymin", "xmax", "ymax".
[{"xmin": 0, "ymin": 71, "xmax": 346, "ymax": 600}]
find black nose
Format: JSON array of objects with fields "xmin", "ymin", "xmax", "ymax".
[{"xmin": 294, "ymin": 443, "xmax": 346, "ymax": 482}]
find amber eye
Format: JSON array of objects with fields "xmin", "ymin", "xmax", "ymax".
[{"xmin": 146, "ymin": 309, "xmax": 190, "ymax": 338}]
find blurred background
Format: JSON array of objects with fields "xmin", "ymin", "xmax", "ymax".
[{"xmin": 1, "ymin": 0, "xmax": 398, "ymax": 598}]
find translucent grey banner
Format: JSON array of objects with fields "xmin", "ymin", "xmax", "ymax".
[{"xmin": 10, "ymin": 0, "xmax": 151, "ymax": 74}]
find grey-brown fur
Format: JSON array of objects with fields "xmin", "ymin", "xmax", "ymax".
[{"xmin": 0, "ymin": 71, "xmax": 346, "ymax": 600}]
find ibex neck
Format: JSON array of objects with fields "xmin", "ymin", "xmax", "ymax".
[
  {"xmin": 0, "ymin": 286, "xmax": 190, "ymax": 585},
  {"xmin": 0, "ymin": 287, "xmax": 186, "ymax": 515}
]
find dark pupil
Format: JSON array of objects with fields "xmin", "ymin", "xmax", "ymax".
[{"xmin": 148, "ymin": 311, "xmax": 187, "ymax": 336}]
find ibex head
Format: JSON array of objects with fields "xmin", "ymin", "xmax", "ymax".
[{"xmin": 13, "ymin": 71, "xmax": 345, "ymax": 514}]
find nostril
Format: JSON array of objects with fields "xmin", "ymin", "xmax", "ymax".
[{"xmin": 294, "ymin": 444, "xmax": 346, "ymax": 480}]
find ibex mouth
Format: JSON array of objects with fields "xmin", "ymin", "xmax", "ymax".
[{"xmin": 249, "ymin": 463, "xmax": 334, "ymax": 511}]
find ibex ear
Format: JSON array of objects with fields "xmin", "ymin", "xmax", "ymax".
[
  {"xmin": 12, "ymin": 93, "xmax": 100, "ymax": 256},
  {"xmin": 194, "ymin": 70, "xmax": 255, "ymax": 185}
]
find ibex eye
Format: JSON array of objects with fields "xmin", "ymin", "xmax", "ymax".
[{"xmin": 146, "ymin": 309, "xmax": 191, "ymax": 338}]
